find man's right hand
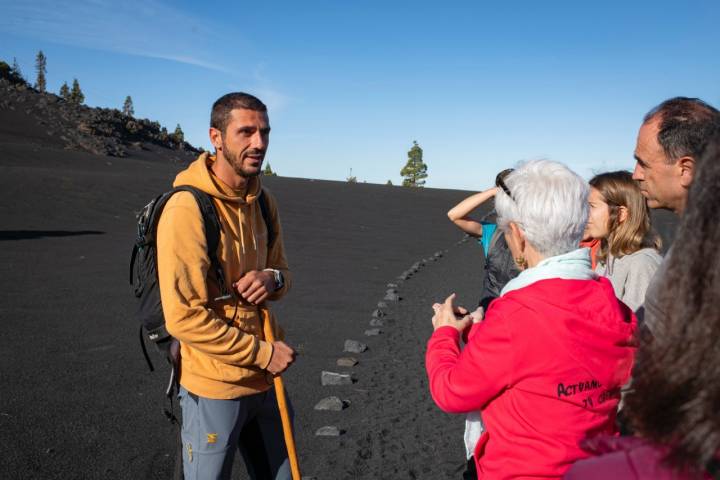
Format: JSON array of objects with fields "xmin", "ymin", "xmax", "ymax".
[{"xmin": 266, "ymin": 341, "xmax": 296, "ymax": 375}]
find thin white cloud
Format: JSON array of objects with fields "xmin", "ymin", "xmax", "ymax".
[
  {"xmin": 252, "ymin": 87, "xmax": 292, "ymax": 112},
  {"xmin": 0, "ymin": 0, "xmax": 234, "ymax": 73},
  {"xmin": 1, "ymin": 0, "xmax": 297, "ymax": 122}
]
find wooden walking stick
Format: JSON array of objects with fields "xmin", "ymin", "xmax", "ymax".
[{"xmin": 261, "ymin": 307, "xmax": 301, "ymax": 480}]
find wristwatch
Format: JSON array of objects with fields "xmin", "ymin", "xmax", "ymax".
[{"xmin": 263, "ymin": 268, "xmax": 284, "ymax": 291}]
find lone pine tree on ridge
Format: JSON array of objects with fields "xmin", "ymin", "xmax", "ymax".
[{"xmin": 400, "ymin": 140, "xmax": 428, "ymax": 187}]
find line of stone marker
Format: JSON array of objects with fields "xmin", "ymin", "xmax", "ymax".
[
  {"xmin": 315, "ymin": 250, "xmax": 445, "ymax": 437},
  {"xmin": 315, "ymin": 287, "xmax": 397, "ymax": 435},
  {"xmin": 314, "ymin": 337, "xmax": 367, "ymax": 437}
]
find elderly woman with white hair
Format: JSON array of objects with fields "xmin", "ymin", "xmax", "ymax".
[{"xmin": 426, "ymin": 160, "xmax": 637, "ymax": 479}]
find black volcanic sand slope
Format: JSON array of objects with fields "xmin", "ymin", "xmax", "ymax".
[
  {"xmin": 265, "ymin": 180, "xmax": 491, "ymax": 480},
  {"xmin": 0, "ymin": 140, "xmax": 489, "ymax": 478},
  {"xmin": 0, "ymin": 105, "xmax": 678, "ymax": 478},
  {"xmin": 0, "ymin": 143, "xmax": 197, "ymax": 479}
]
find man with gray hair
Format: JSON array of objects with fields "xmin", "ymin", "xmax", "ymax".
[{"xmin": 632, "ymin": 96, "xmax": 720, "ymax": 335}]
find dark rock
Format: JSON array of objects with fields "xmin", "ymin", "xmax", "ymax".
[
  {"xmin": 0, "ymin": 80, "xmax": 201, "ymax": 157},
  {"xmin": 372, "ymin": 309, "xmax": 385, "ymax": 318}
]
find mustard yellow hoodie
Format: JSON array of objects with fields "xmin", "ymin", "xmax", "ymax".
[{"xmin": 157, "ymin": 152, "xmax": 291, "ymax": 399}]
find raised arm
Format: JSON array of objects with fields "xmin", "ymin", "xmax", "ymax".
[{"xmin": 447, "ymin": 188, "xmax": 498, "ymax": 237}]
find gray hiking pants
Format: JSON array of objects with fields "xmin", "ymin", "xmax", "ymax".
[{"xmin": 179, "ymin": 386, "xmax": 292, "ymax": 480}]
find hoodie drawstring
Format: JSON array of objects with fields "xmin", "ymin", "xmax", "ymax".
[
  {"xmin": 238, "ymin": 204, "xmax": 247, "ymax": 256},
  {"xmin": 237, "ymin": 203, "xmax": 259, "ymax": 269},
  {"xmin": 251, "ymin": 204, "xmax": 259, "ymax": 269}
]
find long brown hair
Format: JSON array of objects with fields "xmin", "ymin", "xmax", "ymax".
[
  {"xmin": 624, "ymin": 131, "xmax": 720, "ymax": 475},
  {"xmin": 589, "ymin": 171, "xmax": 661, "ymax": 263}
]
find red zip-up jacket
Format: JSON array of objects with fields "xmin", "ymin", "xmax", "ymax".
[{"xmin": 426, "ymin": 277, "xmax": 636, "ymax": 479}]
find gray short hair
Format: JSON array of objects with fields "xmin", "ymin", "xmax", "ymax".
[{"xmin": 495, "ymin": 159, "xmax": 589, "ymax": 258}]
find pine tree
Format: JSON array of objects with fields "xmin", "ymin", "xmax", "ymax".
[
  {"xmin": 122, "ymin": 95, "xmax": 134, "ymax": 116},
  {"xmin": 35, "ymin": 50, "xmax": 47, "ymax": 92},
  {"xmin": 11, "ymin": 57, "xmax": 23, "ymax": 81},
  {"xmin": 172, "ymin": 124, "xmax": 185, "ymax": 145},
  {"xmin": 1, "ymin": 59, "xmax": 25, "ymax": 85},
  {"xmin": 386, "ymin": 179, "xmax": 393, "ymax": 186},
  {"xmin": 69, "ymin": 78, "xmax": 84, "ymax": 104},
  {"xmin": 59, "ymin": 82, "xmax": 70, "ymax": 100},
  {"xmin": 400, "ymin": 140, "xmax": 428, "ymax": 187},
  {"xmin": 263, "ymin": 163, "xmax": 277, "ymax": 176}
]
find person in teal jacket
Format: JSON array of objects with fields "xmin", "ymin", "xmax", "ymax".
[{"xmin": 447, "ymin": 168, "xmax": 519, "ymax": 311}]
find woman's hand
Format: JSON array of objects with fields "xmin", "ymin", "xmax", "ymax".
[
  {"xmin": 432, "ymin": 293, "xmax": 473, "ymax": 331},
  {"xmin": 470, "ymin": 306, "xmax": 484, "ymax": 324}
]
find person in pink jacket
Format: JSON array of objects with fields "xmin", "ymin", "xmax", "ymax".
[
  {"xmin": 564, "ymin": 131, "xmax": 720, "ymax": 480},
  {"xmin": 426, "ymin": 159, "xmax": 637, "ymax": 479}
]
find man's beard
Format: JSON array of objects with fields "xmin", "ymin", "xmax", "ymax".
[{"xmin": 222, "ymin": 140, "xmax": 264, "ymax": 178}]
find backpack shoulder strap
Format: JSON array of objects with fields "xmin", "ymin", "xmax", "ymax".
[
  {"xmin": 257, "ymin": 187, "xmax": 275, "ymax": 249},
  {"xmin": 149, "ymin": 185, "xmax": 229, "ymax": 297}
]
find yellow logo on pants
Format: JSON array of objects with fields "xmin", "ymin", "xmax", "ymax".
[{"xmin": 207, "ymin": 433, "xmax": 218, "ymax": 444}]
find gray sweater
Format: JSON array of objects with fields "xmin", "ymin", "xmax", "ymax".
[
  {"xmin": 639, "ymin": 246, "xmax": 673, "ymax": 337},
  {"xmin": 595, "ymin": 248, "xmax": 663, "ymax": 312}
]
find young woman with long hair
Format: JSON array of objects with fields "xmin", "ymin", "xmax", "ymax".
[{"xmin": 585, "ymin": 171, "xmax": 662, "ymax": 311}]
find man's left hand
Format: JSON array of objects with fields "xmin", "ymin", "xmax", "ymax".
[{"xmin": 233, "ymin": 270, "xmax": 276, "ymax": 305}]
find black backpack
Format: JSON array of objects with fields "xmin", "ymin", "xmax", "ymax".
[{"xmin": 129, "ymin": 185, "xmax": 275, "ymax": 372}]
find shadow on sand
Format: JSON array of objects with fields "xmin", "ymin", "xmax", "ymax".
[{"xmin": 0, "ymin": 230, "xmax": 106, "ymax": 241}]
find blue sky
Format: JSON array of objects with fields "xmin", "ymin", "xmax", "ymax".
[{"xmin": 1, "ymin": 0, "xmax": 718, "ymax": 189}]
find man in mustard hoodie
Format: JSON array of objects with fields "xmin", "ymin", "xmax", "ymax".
[{"xmin": 157, "ymin": 92, "xmax": 295, "ymax": 479}]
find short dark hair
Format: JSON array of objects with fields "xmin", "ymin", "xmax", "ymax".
[
  {"xmin": 643, "ymin": 97, "xmax": 720, "ymax": 163},
  {"xmin": 210, "ymin": 92, "xmax": 267, "ymax": 134},
  {"xmin": 625, "ymin": 131, "xmax": 720, "ymax": 475}
]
